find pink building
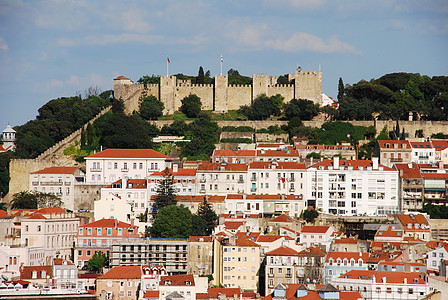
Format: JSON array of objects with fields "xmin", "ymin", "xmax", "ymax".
[{"xmin": 74, "ymin": 218, "xmax": 139, "ymax": 268}]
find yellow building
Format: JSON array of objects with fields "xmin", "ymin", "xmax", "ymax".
[{"xmin": 221, "ymin": 236, "xmax": 260, "ymax": 291}]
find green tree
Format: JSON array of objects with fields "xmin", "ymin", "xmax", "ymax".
[
  {"xmin": 197, "ymin": 198, "xmax": 218, "ymax": 235},
  {"xmin": 302, "ymin": 209, "xmax": 319, "ymax": 223},
  {"xmin": 238, "ymin": 94, "xmax": 280, "ymax": 120},
  {"xmin": 161, "ymin": 119, "xmax": 189, "ymax": 136},
  {"xmin": 11, "ymin": 191, "xmax": 38, "ymax": 209},
  {"xmin": 0, "ymin": 151, "xmax": 14, "ymax": 197},
  {"xmin": 137, "ymin": 75, "xmax": 160, "ymax": 85},
  {"xmin": 181, "ymin": 94, "xmax": 202, "ymax": 118},
  {"xmin": 196, "ymin": 66, "xmax": 205, "ymax": 84},
  {"xmin": 277, "ymin": 75, "xmax": 290, "ymax": 85},
  {"xmin": 283, "ymin": 99, "xmax": 319, "ymax": 121},
  {"xmin": 149, "ymin": 205, "xmax": 192, "ymax": 238},
  {"xmin": 140, "ymin": 95, "xmax": 164, "ymax": 120},
  {"xmin": 154, "ymin": 168, "xmax": 177, "ymax": 212},
  {"xmin": 337, "ymin": 77, "xmax": 344, "ymax": 101},
  {"xmin": 191, "ymin": 214, "xmax": 207, "ymax": 236},
  {"xmin": 87, "ymin": 252, "xmax": 108, "ymax": 273}
]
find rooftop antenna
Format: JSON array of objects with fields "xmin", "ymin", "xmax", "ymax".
[{"xmin": 220, "ymin": 54, "xmax": 223, "ymax": 75}]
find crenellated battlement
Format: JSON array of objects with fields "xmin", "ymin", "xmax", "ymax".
[{"xmin": 114, "ymin": 68, "xmax": 323, "ymax": 115}]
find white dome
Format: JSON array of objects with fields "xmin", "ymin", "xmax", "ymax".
[{"xmin": 2, "ymin": 124, "xmax": 16, "ymax": 133}]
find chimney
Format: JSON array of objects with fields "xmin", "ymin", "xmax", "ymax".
[
  {"xmin": 131, "ymin": 218, "xmax": 134, "ymax": 226},
  {"xmin": 382, "ymin": 277, "xmax": 386, "ymax": 283},
  {"xmin": 333, "ymin": 156, "xmax": 339, "ymax": 169},
  {"xmin": 439, "ymin": 161, "xmax": 443, "ymax": 169},
  {"xmin": 122, "ymin": 177, "xmax": 127, "ymax": 190},
  {"xmin": 372, "ymin": 157, "xmax": 379, "ymax": 170},
  {"xmin": 114, "ymin": 218, "xmax": 118, "ymax": 228},
  {"xmin": 173, "ymin": 164, "xmax": 178, "ymax": 173}
]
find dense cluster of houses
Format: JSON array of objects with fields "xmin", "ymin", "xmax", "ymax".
[{"xmin": 1, "ymin": 139, "xmax": 448, "ymax": 299}]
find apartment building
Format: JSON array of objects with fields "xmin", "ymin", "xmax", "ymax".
[
  {"xmin": 300, "ymin": 226, "xmax": 335, "ymax": 251},
  {"xmin": 324, "ymin": 252, "xmax": 369, "ymax": 284},
  {"xmin": 148, "ymin": 165, "xmax": 197, "ymax": 195},
  {"xmin": 29, "ymin": 167, "xmax": 84, "ymax": 211},
  {"xmin": 394, "ymin": 163, "xmax": 424, "ymax": 211},
  {"xmin": 96, "ymin": 265, "xmax": 143, "ymax": 300},
  {"xmin": 255, "ymin": 149, "xmax": 301, "ymax": 162},
  {"xmin": 196, "ymin": 162, "xmax": 248, "ymax": 195},
  {"xmin": 330, "ymin": 270, "xmax": 429, "ymax": 300},
  {"xmin": 187, "ymin": 236, "xmax": 213, "ymax": 276},
  {"xmin": 395, "ymin": 213, "xmax": 431, "ymax": 241},
  {"xmin": 248, "ymin": 161, "xmax": 306, "ymax": 196},
  {"xmin": 212, "ymin": 150, "xmax": 256, "ymax": 164},
  {"xmin": 376, "ymin": 140, "xmax": 412, "ymax": 167},
  {"xmin": 410, "ymin": 141, "xmax": 436, "ymax": 164},
  {"xmin": 265, "ymin": 246, "xmax": 299, "ymax": 294},
  {"xmin": 85, "ymin": 148, "xmax": 172, "ymax": 184},
  {"xmin": 221, "ymin": 236, "xmax": 260, "ymax": 291},
  {"xmin": 306, "ymin": 157, "xmax": 399, "ymax": 216},
  {"xmin": 110, "ymin": 238, "xmax": 189, "ymax": 274},
  {"xmin": 426, "ymin": 246, "xmax": 448, "ymax": 272},
  {"xmin": 74, "ymin": 218, "xmax": 139, "ymax": 268},
  {"xmin": 21, "ymin": 208, "xmax": 79, "ymax": 264}
]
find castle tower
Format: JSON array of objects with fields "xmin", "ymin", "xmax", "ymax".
[
  {"xmin": 292, "ymin": 70, "xmax": 322, "ymax": 106},
  {"xmin": 252, "ymin": 73, "xmax": 269, "ymax": 100},
  {"xmin": 160, "ymin": 76, "xmax": 177, "ymax": 115},
  {"xmin": 214, "ymin": 74, "xmax": 228, "ymax": 113},
  {"xmin": 113, "ymin": 76, "xmax": 133, "ymax": 101},
  {"xmin": 1, "ymin": 124, "xmax": 16, "ymax": 151}
]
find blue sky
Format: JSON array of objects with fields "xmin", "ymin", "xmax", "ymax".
[{"xmin": 0, "ymin": 0, "xmax": 447, "ymax": 131}]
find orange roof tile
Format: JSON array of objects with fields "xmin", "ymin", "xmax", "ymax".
[
  {"xmin": 325, "ymin": 252, "xmax": 369, "ymax": 262},
  {"xmin": 375, "ymin": 226, "xmax": 404, "ymax": 238},
  {"xmin": 35, "ymin": 207, "xmax": 67, "ymax": 214},
  {"xmin": 0, "ymin": 210, "xmax": 9, "ymax": 218},
  {"xmin": 223, "ymin": 221, "xmax": 244, "ymax": 230},
  {"xmin": 149, "ymin": 168, "xmax": 196, "ymax": 177},
  {"xmin": 236, "ymin": 236, "xmax": 260, "ymax": 247},
  {"xmin": 270, "ymin": 214, "xmax": 294, "ymax": 223},
  {"xmin": 396, "ymin": 214, "xmax": 430, "ymax": 231},
  {"xmin": 160, "ymin": 274, "xmax": 195, "ymax": 286},
  {"xmin": 213, "ymin": 150, "xmax": 256, "ymax": 157},
  {"xmin": 114, "ymin": 75, "xmax": 131, "ymax": 80},
  {"xmin": 422, "ymin": 173, "xmax": 448, "ymax": 179},
  {"xmin": 208, "ymin": 288, "xmax": 241, "ymax": 298},
  {"xmin": 189, "ymin": 236, "xmax": 212, "ymax": 242},
  {"xmin": 394, "ymin": 163, "xmax": 422, "ymax": 179},
  {"xmin": 98, "ymin": 266, "xmax": 141, "ymax": 279},
  {"xmin": 31, "ymin": 167, "xmax": 78, "ymax": 174},
  {"xmin": 256, "ymin": 149, "xmax": 300, "ymax": 157},
  {"xmin": 28, "ymin": 213, "xmax": 46, "ymax": 219},
  {"xmin": 265, "ymin": 246, "xmax": 299, "ymax": 256},
  {"xmin": 143, "ymin": 291, "xmax": 159, "ymax": 299},
  {"xmin": 301, "ymin": 226, "xmax": 331, "ymax": 234},
  {"xmin": 86, "ymin": 148, "xmax": 170, "ymax": 159},
  {"xmin": 256, "ymin": 235, "xmax": 283, "ymax": 243},
  {"xmin": 21, "ymin": 266, "xmax": 53, "ymax": 279},
  {"xmin": 297, "ymin": 247, "xmax": 326, "ymax": 257},
  {"xmin": 80, "ymin": 218, "xmax": 136, "ymax": 229},
  {"xmin": 378, "ymin": 140, "xmax": 411, "ymax": 149},
  {"xmin": 334, "ymin": 237, "xmax": 358, "ymax": 244}
]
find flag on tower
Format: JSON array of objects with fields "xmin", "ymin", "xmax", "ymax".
[{"xmin": 167, "ymin": 57, "xmax": 170, "ymax": 63}]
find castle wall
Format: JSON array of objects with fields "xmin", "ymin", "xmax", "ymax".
[
  {"xmin": 252, "ymin": 74, "xmax": 269, "ymax": 99},
  {"xmin": 175, "ymin": 84, "xmax": 214, "ymax": 111},
  {"xmin": 73, "ymin": 184, "xmax": 106, "ymax": 211},
  {"xmin": 267, "ymin": 84, "xmax": 295, "ymax": 103},
  {"xmin": 160, "ymin": 76, "xmax": 177, "ymax": 114},
  {"xmin": 293, "ymin": 70, "xmax": 323, "ymax": 105},
  {"xmin": 214, "ymin": 75, "xmax": 228, "ymax": 112},
  {"xmin": 227, "ymin": 85, "xmax": 252, "ymax": 110}
]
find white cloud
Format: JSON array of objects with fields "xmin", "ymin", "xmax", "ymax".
[
  {"xmin": 265, "ymin": 32, "xmax": 362, "ymax": 55},
  {"xmin": 50, "ymin": 75, "xmax": 80, "ymax": 88},
  {"xmin": 0, "ymin": 37, "xmax": 8, "ymax": 51}
]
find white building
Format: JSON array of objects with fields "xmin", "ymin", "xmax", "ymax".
[
  {"xmin": 330, "ymin": 270, "xmax": 429, "ymax": 300},
  {"xmin": 410, "ymin": 141, "xmax": 436, "ymax": 164},
  {"xmin": 96, "ymin": 178, "xmax": 148, "ymax": 232},
  {"xmin": 426, "ymin": 246, "xmax": 448, "ymax": 272},
  {"xmin": 29, "ymin": 167, "xmax": 84, "ymax": 211},
  {"xmin": 300, "ymin": 225, "xmax": 335, "ymax": 251},
  {"xmin": 306, "ymin": 157, "xmax": 399, "ymax": 216},
  {"xmin": 20, "ymin": 208, "xmax": 80, "ymax": 264},
  {"xmin": 148, "ymin": 165, "xmax": 197, "ymax": 195},
  {"xmin": 248, "ymin": 161, "xmax": 306, "ymax": 196},
  {"xmin": 85, "ymin": 148, "xmax": 172, "ymax": 184},
  {"xmin": 196, "ymin": 162, "xmax": 248, "ymax": 195},
  {"xmin": 1, "ymin": 124, "xmax": 16, "ymax": 152}
]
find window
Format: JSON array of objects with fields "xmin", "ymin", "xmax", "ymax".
[
  {"xmin": 123, "ymin": 163, "xmax": 128, "ymax": 170},
  {"xmin": 37, "ymin": 225, "xmax": 41, "ymax": 232},
  {"xmin": 139, "ymin": 163, "xmax": 143, "ymax": 169},
  {"xmin": 127, "ymin": 291, "xmax": 132, "ymax": 297},
  {"xmin": 133, "ymin": 163, "xmax": 137, "ymax": 169},
  {"xmin": 328, "ymin": 270, "xmax": 333, "ymax": 275},
  {"xmin": 114, "ymin": 162, "xmax": 118, "ymax": 169},
  {"xmin": 78, "ymin": 250, "xmax": 82, "ymax": 256}
]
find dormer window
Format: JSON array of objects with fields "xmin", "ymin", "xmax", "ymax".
[
  {"xmin": 186, "ymin": 281, "xmax": 191, "ymax": 285},
  {"xmin": 165, "ymin": 281, "xmax": 171, "ymax": 285}
]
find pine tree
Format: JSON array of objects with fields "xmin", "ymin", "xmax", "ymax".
[
  {"xmin": 154, "ymin": 168, "xmax": 177, "ymax": 212},
  {"xmin": 337, "ymin": 77, "xmax": 344, "ymax": 101},
  {"xmin": 196, "ymin": 66, "xmax": 205, "ymax": 84},
  {"xmin": 197, "ymin": 197, "xmax": 218, "ymax": 235}
]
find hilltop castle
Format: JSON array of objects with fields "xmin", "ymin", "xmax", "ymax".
[{"xmin": 113, "ymin": 68, "xmax": 322, "ymax": 115}]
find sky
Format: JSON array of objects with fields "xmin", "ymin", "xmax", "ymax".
[{"xmin": 0, "ymin": 0, "xmax": 447, "ymax": 131}]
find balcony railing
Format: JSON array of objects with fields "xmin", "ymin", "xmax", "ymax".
[
  {"xmin": 268, "ymin": 273, "xmax": 274, "ymax": 277},
  {"xmin": 40, "ymin": 181, "xmax": 63, "ymax": 186},
  {"xmin": 251, "ymin": 177, "xmax": 257, "ymax": 181},
  {"xmin": 200, "ymin": 179, "xmax": 206, "ymax": 183},
  {"xmin": 121, "ymin": 168, "xmax": 129, "ymax": 172},
  {"xmin": 238, "ymin": 179, "xmax": 244, "ymax": 183},
  {"xmin": 251, "ymin": 188, "xmax": 257, "ymax": 192},
  {"xmin": 90, "ymin": 168, "xmax": 102, "ymax": 172}
]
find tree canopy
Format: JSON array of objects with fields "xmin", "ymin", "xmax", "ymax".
[
  {"xmin": 153, "ymin": 168, "xmax": 177, "ymax": 212},
  {"xmin": 238, "ymin": 94, "xmax": 281, "ymax": 120},
  {"xmin": 140, "ymin": 95, "xmax": 164, "ymax": 120},
  {"xmin": 197, "ymin": 198, "xmax": 219, "ymax": 235},
  {"xmin": 149, "ymin": 205, "xmax": 193, "ymax": 238},
  {"xmin": 181, "ymin": 94, "xmax": 202, "ymax": 118},
  {"xmin": 87, "ymin": 252, "xmax": 108, "ymax": 273}
]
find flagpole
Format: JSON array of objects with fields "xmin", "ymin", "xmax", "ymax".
[{"xmin": 167, "ymin": 58, "xmax": 169, "ymax": 76}]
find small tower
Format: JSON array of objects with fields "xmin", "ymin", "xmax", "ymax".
[{"xmin": 1, "ymin": 124, "xmax": 16, "ymax": 151}]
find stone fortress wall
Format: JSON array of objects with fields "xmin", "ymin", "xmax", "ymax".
[{"xmin": 113, "ymin": 69, "xmax": 323, "ymax": 115}]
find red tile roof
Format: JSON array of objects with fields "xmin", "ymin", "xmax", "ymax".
[
  {"xmin": 28, "ymin": 213, "xmax": 46, "ymax": 219},
  {"xmin": 114, "ymin": 76, "xmax": 131, "ymax": 80},
  {"xmin": 223, "ymin": 221, "xmax": 244, "ymax": 230},
  {"xmin": 31, "ymin": 167, "xmax": 78, "ymax": 174},
  {"xmin": 86, "ymin": 148, "xmax": 170, "ymax": 159},
  {"xmin": 256, "ymin": 235, "xmax": 283, "ymax": 243},
  {"xmin": 375, "ymin": 226, "xmax": 404, "ymax": 238},
  {"xmin": 265, "ymin": 246, "xmax": 299, "ymax": 256},
  {"xmin": 35, "ymin": 207, "xmax": 67, "ymax": 214},
  {"xmin": 311, "ymin": 159, "xmax": 395, "ymax": 171},
  {"xmin": 301, "ymin": 226, "xmax": 331, "ymax": 234},
  {"xmin": 208, "ymin": 288, "xmax": 241, "ymax": 298},
  {"xmin": 143, "ymin": 291, "xmax": 159, "ymax": 299},
  {"xmin": 21, "ymin": 266, "xmax": 53, "ymax": 279},
  {"xmin": 197, "ymin": 162, "xmax": 248, "ymax": 171},
  {"xmin": 422, "ymin": 173, "xmax": 448, "ymax": 179},
  {"xmin": 226, "ymin": 194, "xmax": 244, "ymax": 200},
  {"xmin": 106, "ymin": 178, "xmax": 147, "ymax": 189},
  {"xmin": 270, "ymin": 214, "xmax": 294, "ymax": 223},
  {"xmin": 189, "ymin": 236, "xmax": 212, "ymax": 242},
  {"xmin": 149, "ymin": 168, "xmax": 196, "ymax": 177},
  {"xmin": 377, "ymin": 140, "xmax": 411, "ymax": 149},
  {"xmin": 213, "ymin": 150, "xmax": 256, "ymax": 157},
  {"xmin": 325, "ymin": 252, "xmax": 369, "ymax": 262},
  {"xmin": 98, "ymin": 266, "xmax": 141, "ymax": 279},
  {"xmin": 0, "ymin": 210, "xmax": 9, "ymax": 218},
  {"xmin": 80, "ymin": 218, "xmax": 136, "ymax": 229},
  {"xmin": 374, "ymin": 271, "xmax": 426, "ymax": 284},
  {"xmin": 297, "ymin": 247, "xmax": 326, "ymax": 257},
  {"xmin": 396, "ymin": 214, "xmax": 430, "ymax": 231},
  {"xmin": 256, "ymin": 149, "xmax": 300, "ymax": 157},
  {"xmin": 160, "ymin": 274, "xmax": 195, "ymax": 286},
  {"xmin": 236, "ymin": 236, "xmax": 260, "ymax": 247},
  {"xmin": 334, "ymin": 237, "xmax": 358, "ymax": 244},
  {"xmin": 394, "ymin": 163, "xmax": 422, "ymax": 179},
  {"xmin": 249, "ymin": 161, "xmax": 306, "ymax": 169}
]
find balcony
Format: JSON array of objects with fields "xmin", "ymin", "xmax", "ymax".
[
  {"xmin": 268, "ymin": 273, "xmax": 274, "ymax": 277},
  {"xmin": 40, "ymin": 181, "xmax": 63, "ymax": 186},
  {"xmin": 90, "ymin": 168, "xmax": 102, "ymax": 172},
  {"xmin": 32, "ymin": 181, "xmax": 39, "ymax": 186},
  {"xmin": 200, "ymin": 189, "xmax": 206, "ymax": 194},
  {"xmin": 238, "ymin": 179, "xmax": 244, "ymax": 183},
  {"xmin": 251, "ymin": 177, "xmax": 257, "ymax": 181},
  {"xmin": 251, "ymin": 188, "xmax": 257, "ymax": 192},
  {"xmin": 121, "ymin": 168, "xmax": 129, "ymax": 172},
  {"xmin": 200, "ymin": 178, "xmax": 206, "ymax": 183},
  {"xmin": 289, "ymin": 178, "xmax": 295, "ymax": 182}
]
